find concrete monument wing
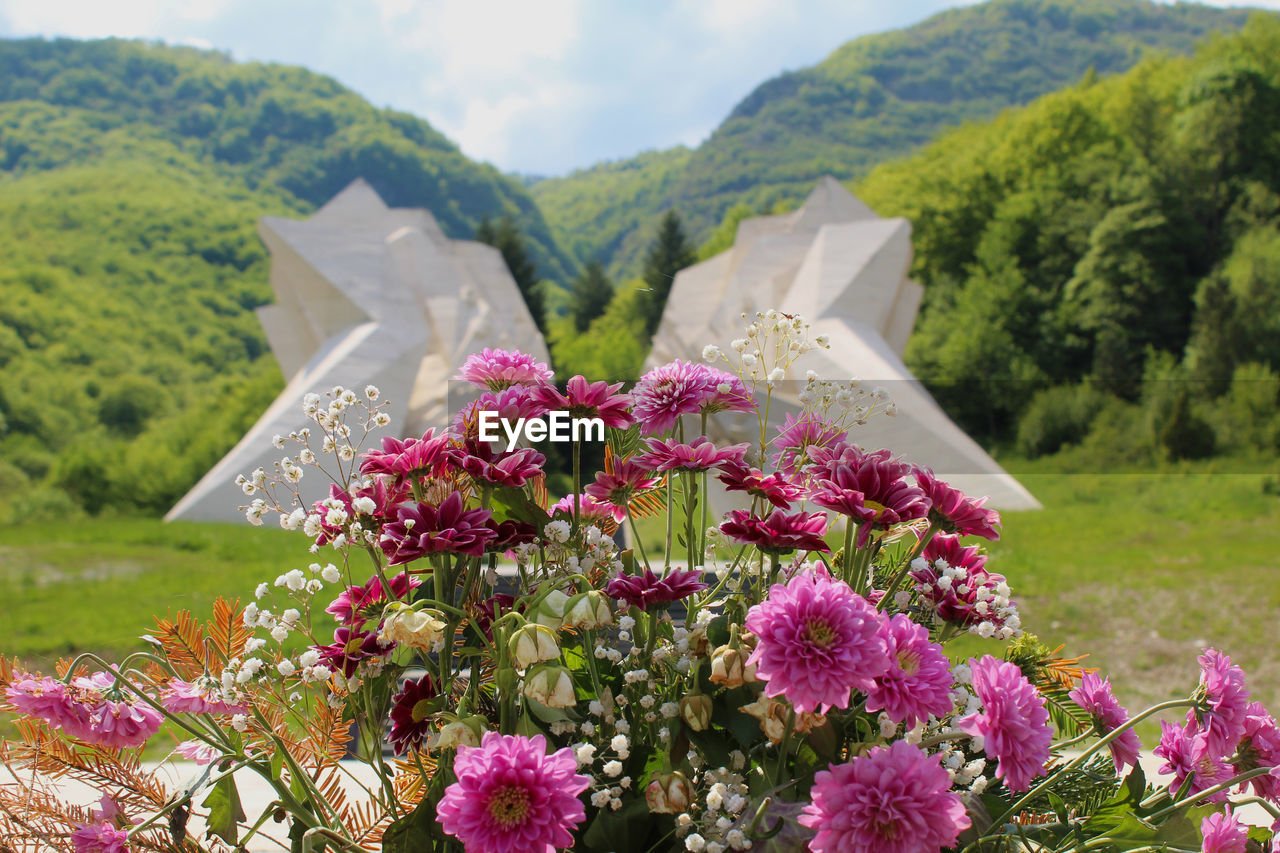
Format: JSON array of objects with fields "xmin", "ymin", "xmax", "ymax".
[
  {"xmin": 649, "ymin": 176, "xmax": 1040, "ymax": 510},
  {"xmin": 167, "ymin": 180, "xmax": 551, "ymax": 522}
]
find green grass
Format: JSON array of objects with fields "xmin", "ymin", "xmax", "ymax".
[{"xmin": 3, "ymin": 458, "xmax": 1279, "ymax": 742}]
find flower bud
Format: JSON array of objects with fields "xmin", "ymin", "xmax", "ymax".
[
  {"xmin": 740, "ymin": 695, "xmax": 826, "ymax": 745},
  {"xmin": 531, "ymin": 589, "xmax": 572, "ymax": 629},
  {"xmin": 709, "ymin": 644, "xmax": 756, "ymax": 688},
  {"xmin": 430, "ymin": 715, "xmax": 486, "ymax": 751},
  {"xmin": 508, "ymin": 623, "xmax": 561, "ymax": 668},
  {"xmin": 563, "ymin": 591, "xmax": 614, "ymax": 630},
  {"xmin": 377, "ymin": 604, "xmax": 447, "ymax": 652},
  {"xmin": 645, "ymin": 771, "xmax": 692, "ymax": 814},
  {"xmin": 679, "ymin": 694, "xmax": 713, "ymax": 732},
  {"xmin": 522, "ymin": 664, "xmax": 576, "ymax": 709}
]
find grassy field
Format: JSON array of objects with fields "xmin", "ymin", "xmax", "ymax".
[{"xmin": 3, "ymin": 458, "xmax": 1279, "ymax": 740}]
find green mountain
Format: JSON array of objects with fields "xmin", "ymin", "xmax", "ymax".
[
  {"xmin": 532, "ymin": 0, "xmax": 1256, "ymax": 278},
  {"xmin": 0, "ymin": 38, "xmax": 574, "ymax": 519}
]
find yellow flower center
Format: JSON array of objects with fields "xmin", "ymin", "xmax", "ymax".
[
  {"xmin": 896, "ymin": 649, "xmax": 921, "ymax": 675},
  {"xmin": 805, "ymin": 618, "xmax": 837, "ymax": 648},
  {"xmin": 411, "ymin": 698, "xmax": 433, "ymax": 723},
  {"xmin": 863, "ymin": 498, "xmax": 888, "ymax": 521},
  {"xmin": 487, "ymin": 785, "xmax": 531, "ymax": 828}
]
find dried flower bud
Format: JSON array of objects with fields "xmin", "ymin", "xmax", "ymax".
[
  {"xmin": 679, "ymin": 694, "xmax": 713, "ymax": 732},
  {"xmin": 378, "ymin": 604, "xmax": 447, "ymax": 652},
  {"xmin": 709, "ymin": 644, "xmax": 756, "ymax": 688},
  {"xmin": 645, "ymin": 771, "xmax": 693, "ymax": 814},
  {"xmin": 430, "ymin": 715, "xmax": 486, "ymax": 751},
  {"xmin": 530, "ymin": 589, "xmax": 572, "ymax": 629},
  {"xmin": 522, "ymin": 664, "xmax": 576, "ymax": 709},
  {"xmin": 509, "ymin": 623, "xmax": 561, "ymax": 668},
  {"xmin": 740, "ymin": 695, "xmax": 826, "ymax": 744}
]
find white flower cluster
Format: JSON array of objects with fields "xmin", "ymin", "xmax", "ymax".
[
  {"xmin": 514, "ymin": 521, "xmax": 624, "ymax": 581},
  {"xmin": 553, "ymin": 690, "xmax": 637, "ymax": 812},
  {"xmin": 796, "ymin": 371, "xmax": 896, "ymax": 428},
  {"xmin": 911, "ymin": 556, "xmax": 1022, "ymax": 641},
  {"xmin": 675, "ymin": 759, "xmax": 754, "ymax": 853},
  {"xmin": 707, "ymin": 310, "xmax": 828, "ymax": 390}
]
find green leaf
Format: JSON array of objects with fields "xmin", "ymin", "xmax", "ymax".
[
  {"xmin": 491, "ymin": 485, "xmax": 550, "ymax": 531},
  {"xmin": 581, "ymin": 796, "xmax": 660, "ymax": 853},
  {"xmin": 201, "ymin": 773, "xmax": 246, "ymax": 845},
  {"xmin": 382, "ymin": 798, "xmax": 439, "ymax": 853},
  {"xmin": 1047, "ymin": 791, "xmax": 1069, "ymax": 825}
]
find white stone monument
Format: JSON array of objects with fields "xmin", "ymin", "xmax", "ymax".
[
  {"xmin": 167, "ymin": 180, "xmax": 551, "ymax": 522},
  {"xmin": 649, "ymin": 176, "xmax": 1040, "ymax": 510}
]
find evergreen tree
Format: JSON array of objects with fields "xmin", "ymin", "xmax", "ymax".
[
  {"xmin": 641, "ymin": 211, "xmax": 696, "ymax": 334},
  {"xmin": 569, "ymin": 260, "xmax": 614, "ymax": 333},
  {"xmin": 476, "ymin": 215, "xmax": 545, "ymax": 332}
]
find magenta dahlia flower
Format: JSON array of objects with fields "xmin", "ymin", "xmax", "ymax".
[
  {"xmin": 437, "ymin": 732, "xmax": 590, "ymax": 853},
  {"xmin": 309, "ymin": 483, "xmax": 356, "ymax": 546},
  {"xmin": 486, "ymin": 519, "xmax": 538, "ymax": 551},
  {"xmin": 1200, "ymin": 810, "xmax": 1248, "ymax": 853},
  {"xmin": 175, "ymin": 739, "xmax": 221, "ymax": 765},
  {"xmin": 585, "ymin": 457, "xmax": 662, "ymax": 508},
  {"xmin": 1154, "ymin": 720, "xmax": 1233, "ymax": 803},
  {"xmin": 698, "ymin": 367, "xmax": 756, "ymax": 415},
  {"xmin": 359, "ymin": 428, "xmax": 453, "ymax": 479},
  {"xmin": 1196, "ymin": 648, "xmax": 1251, "ymax": 757},
  {"xmin": 389, "ymin": 674, "xmax": 437, "ymax": 755},
  {"xmin": 744, "ymin": 569, "xmax": 888, "ymax": 713},
  {"xmin": 86, "ymin": 692, "xmax": 165, "ymax": 749},
  {"xmin": 808, "ymin": 444, "xmax": 928, "ymax": 540},
  {"xmin": 914, "ymin": 466, "xmax": 1002, "ymax": 539},
  {"xmin": 799, "ymin": 741, "xmax": 970, "ymax": 853},
  {"xmin": 447, "ymin": 439, "xmax": 546, "ymax": 488},
  {"xmin": 456, "ymin": 348, "xmax": 553, "ymax": 391},
  {"xmin": 162, "ymin": 678, "xmax": 247, "ymax": 715},
  {"xmin": 530, "ymin": 375, "xmax": 632, "ymax": 428},
  {"xmin": 911, "ymin": 534, "xmax": 1016, "ymax": 632},
  {"xmin": 472, "ymin": 593, "xmax": 518, "ymax": 640},
  {"xmin": 720, "ymin": 508, "xmax": 830, "ymax": 555},
  {"xmin": 326, "ymin": 572, "xmax": 421, "ymax": 625},
  {"xmin": 1069, "ymin": 672, "xmax": 1140, "ymax": 774},
  {"xmin": 1234, "ymin": 702, "xmax": 1280, "ymax": 800},
  {"xmin": 7, "ymin": 671, "xmax": 163, "ymax": 748},
  {"xmin": 5, "ymin": 673, "xmax": 79, "ymax": 730},
  {"xmin": 453, "ymin": 386, "xmax": 549, "ymax": 439},
  {"xmin": 956, "ymin": 655, "xmax": 1051, "ymax": 792},
  {"xmin": 633, "ymin": 436, "xmax": 749, "ymax": 473},
  {"xmin": 550, "ymin": 492, "xmax": 624, "ymax": 524},
  {"xmin": 717, "ymin": 460, "xmax": 805, "ymax": 509},
  {"xmin": 631, "ymin": 360, "xmax": 719, "ymax": 435},
  {"xmin": 771, "ymin": 411, "xmax": 848, "ymax": 480},
  {"xmin": 607, "ymin": 568, "xmax": 708, "ymax": 611},
  {"xmin": 71, "ymin": 796, "xmax": 132, "ymax": 853},
  {"xmin": 865, "ymin": 615, "xmax": 955, "ymax": 729},
  {"xmin": 380, "ymin": 492, "xmax": 497, "ymax": 564},
  {"xmin": 316, "ymin": 627, "xmax": 394, "ymax": 678}
]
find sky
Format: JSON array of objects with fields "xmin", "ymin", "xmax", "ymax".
[{"xmin": 2, "ymin": 0, "xmax": 1278, "ymax": 177}]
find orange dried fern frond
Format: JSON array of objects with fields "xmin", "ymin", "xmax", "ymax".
[
  {"xmin": 206, "ymin": 598, "xmax": 252, "ymax": 672},
  {"xmin": 152, "ymin": 609, "xmax": 206, "ymax": 679}
]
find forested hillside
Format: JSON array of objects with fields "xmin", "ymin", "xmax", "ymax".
[
  {"xmin": 857, "ymin": 14, "xmax": 1280, "ymax": 459},
  {"xmin": 0, "ymin": 38, "xmax": 574, "ymax": 520},
  {"xmin": 532, "ymin": 0, "xmax": 1255, "ymax": 278}
]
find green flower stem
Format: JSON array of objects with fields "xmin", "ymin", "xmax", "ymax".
[
  {"xmin": 571, "ymin": 437, "xmax": 582, "ymax": 540},
  {"xmin": 626, "ymin": 504, "xmax": 653, "ymax": 571},
  {"xmin": 685, "ymin": 469, "xmax": 698, "ymax": 575},
  {"xmin": 1146, "ymin": 766, "xmax": 1274, "ymax": 821},
  {"xmin": 841, "ymin": 517, "xmax": 856, "ymax": 585},
  {"xmin": 992, "ymin": 698, "xmax": 1197, "ymax": 828}
]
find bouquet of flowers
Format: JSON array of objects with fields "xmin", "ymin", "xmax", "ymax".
[{"xmin": 3, "ymin": 311, "xmax": 1278, "ymax": 853}]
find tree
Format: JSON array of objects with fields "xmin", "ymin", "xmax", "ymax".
[
  {"xmin": 640, "ymin": 210, "xmax": 696, "ymax": 335},
  {"xmin": 568, "ymin": 260, "xmax": 613, "ymax": 333},
  {"xmin": 475, "ymin": 215, "xmax": 545, "ymax": 333}
]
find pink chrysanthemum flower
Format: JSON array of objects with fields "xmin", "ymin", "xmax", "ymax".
[
  {"xmin": 1069, "ymin": 672, "xmax": 1141, "ymax": 774},
  {"xmin": 771, "ymin": 411, "xmax": 848, "ymax": 480},
  {"xmin": 914, "ymin": 466, "xmax": 1002, "ymax": 539},
  {"xmin": 956, "ymin": 655, "xmax": 1051, "ymax": 792},
  {"xmin": 720, "ymin": 508, "xmax": 831, "ymax": 555},
  {"xmin": 865, "ymin": 615, "xmax": 955, "ymax": 729},
  {"xmin": 585, "ymin": 457, "xmax": 662, "ymax": 508},
  {"xmin": 359, "ymin": 428, "xmax": 453, "ymax": 479},
  {"xmin": 453, "ymin": 386, "xmax": 549, "ymax": 440},
  {"xmin": 1196, "ymin": 648, "xmax": 1251, "ymax": 758},
  {"xmin": 530, "ymin": 375, "xmax": 632, "ymax": 428},
  {"xmin": 456, "ymin": 348, "xmax": 553, "ymax": 391},
  {"xmin": 175, "ymin": 739, "xmax": 221, "ymax": 765},
  {"xmin": 607, "ymin": 568, "xmax": 708, "ymax": 611},
  {"xmin": 71, "ymin": 796, "xmax": 132, "ymax": 853},
  {"xmin": 717, "ymin": 460, "xmax": 805, "ymax": 509},
  {"xmin": 162, "ymin": 678, "xmax": 247, "ymax": 715},
  {"xmin": 380, "ymin": 492, "xmax": 497, "ymax": 564},
  {"xmin": 808, "ymin": 444, "xmax": 928, "ymax": 542},
  {"xmin": 798, "ymin": 741, "xmax": 970, "ymax": 853},
  {"xmin": 5, "ymin": 673, "xmax": 81, "ymax": 731},
  {"xmin": 698, "ymin": 367, "xmax": 756, "ymax": 415},
  {"xmin": 744, "ymin": 568, "xmax": 888, "ymax": 713},
  {"xmin": 389, "ymin": 674, "xmax": 437, "ymax": 755},
  {"xmin": 326, "ymin": 572, "xmax": 421, "ymax": 625},
  {"xmin": 550, "ymin": 492, "xmax": 624, "ymax": 524},
  {"xmin": 437, "ymin": 732, "xmax": 590, "ymax": 853},
  {"xmin": 10, "ymin": 671, "xmax": 161, "ymax": 748},
  {"xmin": 1155, "ymin": 720, "xmax": 1233, "ymax": 803},
  {"xmin": 88, "ymin": 697, "xmax": 165, "ymax": 750},
  {"xmin": 1200, "ymin": 810, "xmax": 1248, "ymax": 853},
  {"xmin": 631, "ymin": 360, "xmax": 719, "ymax": 435},
  {"xmin": 633, "ymin": 436, "xmax": 749, "ymax": 473},
  {"xmin": 1234, "ymin": 702, "xmax": 1280, "ymax": 801},
  {"xmin": 447, "ymin": 439, "xmax": 546, "ymax": 488}
]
